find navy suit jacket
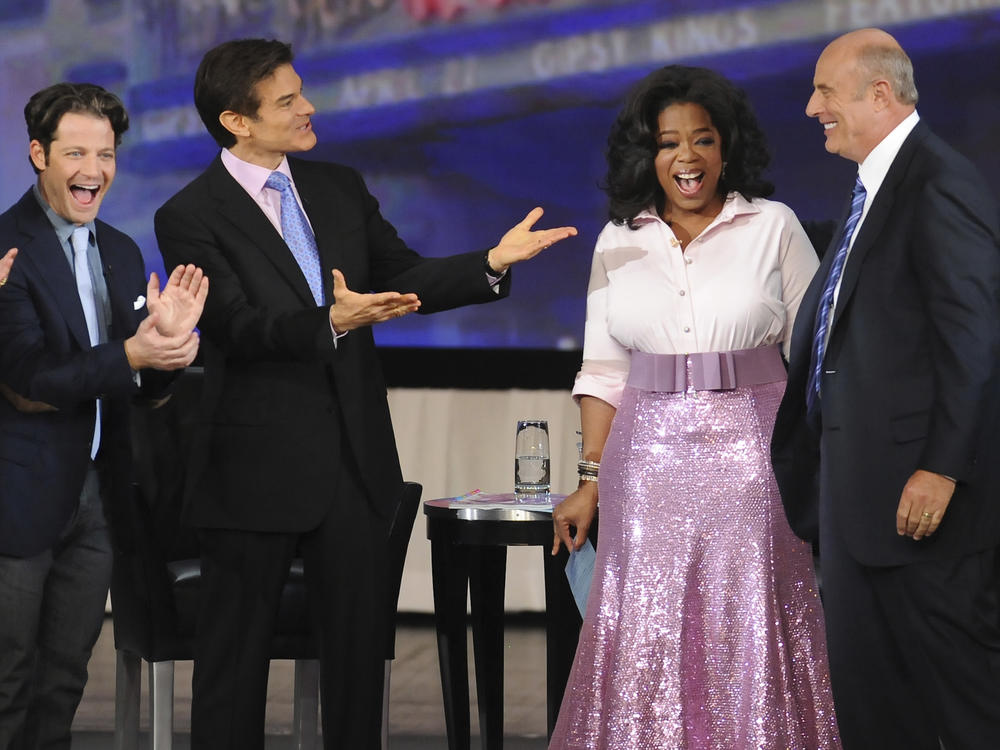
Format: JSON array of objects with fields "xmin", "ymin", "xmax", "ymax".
[
  {"xmin": 154, "ymin": 155, "xmax": 509, "ymax": 529},
  {"xmin": 0, "ymin": 189, "xmax": 167, "ymax": 557},
  {"xmin": 771, "ymin": 122, "xmax": 1000, "ymax": 566}
]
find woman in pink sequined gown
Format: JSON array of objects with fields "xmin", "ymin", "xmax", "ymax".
[{"xmin": 550, "ymin": 66, "xmax": 841, "ymax": 749}]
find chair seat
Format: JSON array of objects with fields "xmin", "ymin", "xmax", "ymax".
[
  {"xmin": 112, "ymin": 424, "xmax": 422, "ymax": 750},
  {"xmin": 167, "ymin": 558, "xmax": 310, "ymax": 639},
  {"xmin": 114, "ymin": 367, "xmax": 423, "ymax": 749}
]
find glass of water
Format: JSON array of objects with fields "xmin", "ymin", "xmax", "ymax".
[{"xmin": 514, "ymin": 418, "xmax": 550, "ymax": 495}]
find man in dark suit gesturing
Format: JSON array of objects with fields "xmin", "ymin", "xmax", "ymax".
[
  {"xmin": 0, "ymin": 83, "xmax": 206, "ymax": 748},
  {"xmin": 154, "ymin": 38, "xmax": 576, "ymax": 749},
  {"xmin": 771, "ymin": 28, "xmax": 1000, "ymax": 749}
]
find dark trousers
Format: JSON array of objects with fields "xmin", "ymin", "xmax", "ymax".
[
  {"xmin": 190, "ymin": 459, "xmax": 390, "ymax": 750},
  {"xmin": 0, "ymin": 467, "xmax": 111, "ymax": 750},
  {"xmin": 820, "ymin": 504, "xmax": 1000, "ymax": 750}
]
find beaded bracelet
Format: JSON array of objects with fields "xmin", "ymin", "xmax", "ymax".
[{"xmin": 577, "ymin": 459, "xmax": 600, "ymax": 481}]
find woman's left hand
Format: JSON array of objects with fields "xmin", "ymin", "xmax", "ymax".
[
  {"xmin": 552, "ymin": 483, "xmax": 599, "ymax": 554},
  {"xmin": 486, "ymin": 207, "xmax": 577, "ymax": 272}
]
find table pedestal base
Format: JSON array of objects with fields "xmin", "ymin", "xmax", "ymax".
[{"xmin": 427, "ymin": 514, "xmax": 582, "ymax": 750}]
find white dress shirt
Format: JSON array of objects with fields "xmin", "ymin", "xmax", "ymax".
[
  {"xmin": 220, "ymin": 148, "xmax": 313, "ymax": 236},
  {"xmin": 572, "ymin": 193, "xmax": 819, "ymax": 409},
  {"xmin": 832, "ymin": 110, "xmax": 920, "ymax": 307}
]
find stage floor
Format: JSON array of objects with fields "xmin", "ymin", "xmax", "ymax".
[{"xmin": 73, "ymin": 615, "xmax": 549, "ymax": 747}]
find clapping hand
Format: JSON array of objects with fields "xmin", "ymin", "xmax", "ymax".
[
  {"xmin": 124, "ymin": 312, "xmax": 200, "ymax": 372},
  {"xmin": 146, "ymin": 264, "xmax": 209, "ymax": 337}
]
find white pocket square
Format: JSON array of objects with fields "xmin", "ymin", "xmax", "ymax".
[{"xmin": 133, "ymin": 295, "xmax": 146, "ymax": 311}]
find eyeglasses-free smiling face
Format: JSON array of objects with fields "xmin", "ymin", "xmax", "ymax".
[
  {"xmin": 230, "ymin": 63, "xmax": 317, "ymax": 168},
  {"xmin": 806, "ymin": 42, "xmax": 882, "ymax": 164},
  {"xmin": 30, "ymin": 112, "xmax": 116, "ymax": 225},
  {"xmin": 654, "ymin": 101, "xmax": 725, "ymax": 224}
]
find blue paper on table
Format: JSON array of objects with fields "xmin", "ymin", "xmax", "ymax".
[{"xmin": 566, "ymin": 538, "xmax": 596, "ymax": 618}]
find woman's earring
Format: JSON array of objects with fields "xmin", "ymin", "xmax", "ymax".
[{"xmin": 721, "ymin": 161, "xmax": 728, "ymax": 180}]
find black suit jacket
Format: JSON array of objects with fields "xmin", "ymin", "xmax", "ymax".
[
  {"xmin": 771, "ymin": 122, "xmax": 1000, "ymax": 566},
  {"xmin": 154, "ymin": 155, "xmax": 509, "ymax": 529},
  {"xmin": 0, "ymin": 190, "xmax": 167, "ymax": 557}
]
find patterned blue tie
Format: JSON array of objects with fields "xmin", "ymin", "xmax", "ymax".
[
  {"xmin": 806, "ymin": 175, "xmax": 867, "ymax": 414},
  {"xmin": 265, "ymin": 171, "xmax": 324, "ymax": 306}
]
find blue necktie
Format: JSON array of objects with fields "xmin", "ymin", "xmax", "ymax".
[
  {"xmin": 806, "ymin": 175, "xmax": 867, "ymax": 414},
  {"xmin": 71, "ymin": 226, "xmax": 101, "ymax": 459},
  {"xmin": 264, "ymin": 171, "xmax": 324, "ymax": 306}
]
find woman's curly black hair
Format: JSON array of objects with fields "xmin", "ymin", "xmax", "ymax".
[{"xmin": 604, "ymin": 65, "xmax": 774, "ymax": 227}]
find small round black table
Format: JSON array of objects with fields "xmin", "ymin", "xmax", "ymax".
[{"xmin": 424, "ymin": 494, "xmax": 582, "ymax": 750}]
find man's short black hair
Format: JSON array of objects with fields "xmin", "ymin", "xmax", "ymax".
[
  {"xmin": 24, "ymin": 83, "xmax": 129, "ymax": 174},
  {"xmin": 194, "ymin": 38, "xmax": 294, "ymax": 148}
]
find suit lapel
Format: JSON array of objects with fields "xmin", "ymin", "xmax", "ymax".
[
  {"xmin": 96, "ymin": 223, "xmax": 143, "ymax": 339},
  {"xmin": 13, "ymin": 191, "xmax": 93, "ymax": 350},
  {"xmin": 206, "ymin": 157, "xmax": 318, "ymax": 308},
  {"xmin": 829, "ymin": 121, "xmax": 929, "ymax": 333}
]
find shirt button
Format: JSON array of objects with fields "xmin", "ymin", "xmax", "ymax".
[
  {"xmin": 679, "ymin": 290, "xmax": 686, "ymax": 296},
  {"xmin": 685, "ymin": 257, "xmax": 693, "ymax": 265},
  {"xmin": 683, "ymin": 326, "xmax": 691, "ymax": 333}
]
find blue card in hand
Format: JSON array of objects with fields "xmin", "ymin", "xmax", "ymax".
[{"xmin": 565, "ymin": 538, "xmax": 596, "ymax": 618}]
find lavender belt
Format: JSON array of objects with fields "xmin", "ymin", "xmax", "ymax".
[{"xmin": 627, "ymin": 344, "xmax": 787, "ymax": 392}]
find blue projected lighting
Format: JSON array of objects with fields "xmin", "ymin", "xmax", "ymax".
[
  {"xmin": 2, "ymin": 1, "xmax": 1000, "ymax": 350},
  {"xmin": 0, "ymin": 0, "xmax": 46, "ymax": 23},
  {"xmin": 66, "ymin": 59, "xmax": 129, "ymax": 87}
]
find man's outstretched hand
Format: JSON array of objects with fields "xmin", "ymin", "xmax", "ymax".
[
  {"xmin": 486, "ymin": 207, "xmax": 577, "ymax": 272},
  {"xmin": 328, "ymin": 269, "xmax": 421, "ymax": 334}
]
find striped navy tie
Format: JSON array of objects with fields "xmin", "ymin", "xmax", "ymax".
[{"xmin": 806, "ymin": 175, "xmax": 867, "ymax": 414}]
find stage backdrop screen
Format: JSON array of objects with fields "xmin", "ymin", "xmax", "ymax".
[{"xmin": 1, "ymin": 0, "xmax": 999, "ymax": 350}]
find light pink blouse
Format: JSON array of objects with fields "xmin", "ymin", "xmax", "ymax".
[{"xmin": 573, "ymin": 193, "xmax": 819, "ymax": 409}]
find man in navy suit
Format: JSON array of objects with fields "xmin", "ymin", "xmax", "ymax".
[
  {"xmin": 771, "ymin": 29, "xmax": 1000, "ymax": 749},
  {"xmin": 0, "ymin": 83, "xmax": 207, "ymax": 749}
]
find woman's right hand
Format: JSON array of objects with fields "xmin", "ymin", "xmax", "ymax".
[
  {"xmin": 0, "ymin": 247, "xmax": 17, "ymax": 287},
  {"xmin": 552, "ymin": 482, "xmax": 599, "ymax": 554}
]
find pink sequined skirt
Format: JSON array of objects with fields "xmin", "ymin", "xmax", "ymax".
[{"xmin": 551, "ymin": 350, "xmax": 841, "ymax": 749}]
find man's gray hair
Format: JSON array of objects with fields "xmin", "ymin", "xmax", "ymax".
[{"xmin": 855, "ymin": 43, "xmax": 919, "ymax": 105}]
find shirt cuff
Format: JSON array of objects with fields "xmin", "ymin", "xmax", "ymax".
[
  {"xmin": 329, "ymin": 319, "xmax": 348, "ymax": 347},
  {"xmin": 487, "ymin": 269, "xmax": 506, "ymax": 293}
]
